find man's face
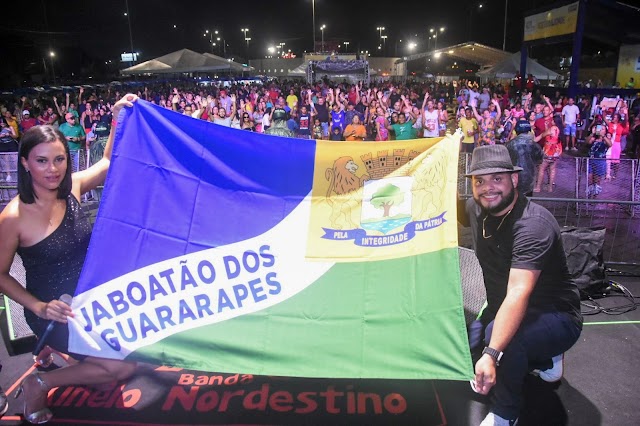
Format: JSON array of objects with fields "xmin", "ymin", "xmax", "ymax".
[
  {"xmin": 542, "ymin": 106, "xmax": 551, "ymax": 117},
  {"xmin": 568, "ymin": 98, "xmax": 574, "ymax": 105},
  {"xmin": 472, "ymin": 172, "xmax": 518, "ymax": 215}
]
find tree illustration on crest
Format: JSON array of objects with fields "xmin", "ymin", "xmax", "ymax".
[{"xmin": 370, "ymin": 184, "xmax": 404, "ymax": 217}]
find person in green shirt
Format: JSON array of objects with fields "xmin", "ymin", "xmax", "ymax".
[
  {"xmin": 58, "ymin": 113, "xmax": 86, "ymax": 150},
  {"xmin": 386, "ymin": 111, "xmax": 417, "ymax": 140},
  {"xmin": 625, "ymin": 77, "xmax": 636, "ymax": 89}
]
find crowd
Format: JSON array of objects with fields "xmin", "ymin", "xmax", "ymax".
[{"xmin": 2, "ymin": 78, "xmax": 640, "ymax": 202}]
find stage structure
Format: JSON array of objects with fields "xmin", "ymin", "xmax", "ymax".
[{"xmin": 304, "ymin": 53, "xmax": 371, "ymax": 85}]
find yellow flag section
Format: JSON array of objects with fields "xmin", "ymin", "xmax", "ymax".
[{"xmin": 307, "ymin": 135, "xmax": 459, "ymax": 262}]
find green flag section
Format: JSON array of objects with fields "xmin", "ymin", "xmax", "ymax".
[{"xmin": 135, "ymin": 247, "xmax": 473, "ymax": 380}]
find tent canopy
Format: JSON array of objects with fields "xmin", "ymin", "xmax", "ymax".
[
  {"xmin": 121, "ymin": 49, "xmax": 251, "ymax": 75},
  {"xmin": 476, "ymin": 52, "xmax": 559, "ymax": 80}
]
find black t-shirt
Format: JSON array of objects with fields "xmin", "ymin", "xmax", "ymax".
[
  {"xmin": 464, "ymin": 196, "xmax": 581, "ymax": 323},
  {"xmin": 314, "ymin": 103, "xmax": 329, "ymax": 123}
]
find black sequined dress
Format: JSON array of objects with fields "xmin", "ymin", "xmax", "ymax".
[{"xmin": 17, "ymin": 194, "xmax": 91, "ymax": 357}]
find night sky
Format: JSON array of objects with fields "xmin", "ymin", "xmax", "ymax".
[{"xmin": 0, "ymin": 0, "xmax": 607, "ymax": 87}]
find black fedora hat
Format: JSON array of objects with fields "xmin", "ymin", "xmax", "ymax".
[{"xmin": 465, "ymin": 145, "xmax": 523, "ymax": 177}]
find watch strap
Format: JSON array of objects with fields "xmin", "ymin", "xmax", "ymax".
[{"xmin": 482, "ymin": 346, "xmax": 503, "ymax": 366}]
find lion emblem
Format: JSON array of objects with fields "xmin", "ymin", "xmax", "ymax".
[{"xmin": 325, "ymin": 156, "xmax": 369, "ymax": 229}]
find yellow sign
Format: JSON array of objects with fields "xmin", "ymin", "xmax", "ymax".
[
  {"xmin": 524, "ymin": 2, "xmax": 579, "ymax": 42},
  {"xmin": 616, "ymin": 44, "xmax": 640, "ymax": 89},
  {"xmin": 306, "ymin": 135, "xmax": 460, "ymax": 262}
]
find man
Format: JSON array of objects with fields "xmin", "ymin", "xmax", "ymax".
[
  {"xmin": 265, "ymin": 108, "xmax": 295, "ymax": 138},
  {"xmin": 506, "ymin": 120, "xmax": 542, "ymax": 196},
  {"xmin": 312, "ymin": 95, "xmax": 330, "ymax": 139},
  {"xmin": 386, "ymin": 111, "xmax": 417, "ymax": 140},
  {"xmin": 478, "ymin": 87, "xmax": 491, "ymax": 112},
  {"xmin": 459, "ymin": 107, "xmax": 478, "ymax": 153},
  {"xmin": 533, "ymin": 104, "xmax": 554, "ymax": 148},
  {"xmin": 561, "ymin": 97, "xmax": 580, "ymax": 151},
  {"xmin": 19, "ymin": 110, "xmax": 37, "ymax": 133},
  {"xmin": 460, "ymin": 145, "xmax": 582, "ymax": 426},
  {"xmin": 58, "ymin": 112, "xmax": 86, "ymax": 151}
]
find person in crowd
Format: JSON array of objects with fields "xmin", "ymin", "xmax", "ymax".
[
  {"xmin": 585, "ymin": 125, "xmax": 612, "ymax": 197},
  {"xmin": 58, "ymin": 113, "xmax": 86, "ymax": 152},
  {"xmin": 343, "ymin": 114, "xmax": 367, "ymax": 141},
  {"xmin": 533, "ymin": 103, "xmax": 554, "ymax": 148},
  {"xmin": 3, "ymin": 111, "xmax": 20, "ymax": 140},
  {"xmin": 437, "ymin": 101, "xmax": 449, "ymax": 137},
  {"xmin": 506, "ymin": 120, "xmax": 542, "ymax": 196},
  {"xmin": 329, "ymin": 125, "xmax": 344, "ymax": 141},
  {"xmin": 312, "ymin": 117, "xmax": 323, "ymax": 140},
  {"xmin": 576, "ymin": 97, "xmax": 591, "ymax": 143},
  {"xmin": 0, "ymin": 94, "xmax": 140, "ymax": 424},
  {"xmin": 533, "ymin": 120, "xmax": 561, "ymax": 193},
  {"xmin": 20, "ymin": 110, "xmax": 38, "ymax": 134},
  {"xmin": 422, "ymin": 93, "xmax": 440, "ymax": 139},
  {"xmin": 386, "ymin": 110, "xmax": 417, "ymax": 141},
  {"xmin": 459, "ymin": 107, "xmax": 478, "ymax": 153},
  {"xmin": 604, "ymin": 113, "xmax": 626, "ymax": 180},
  {"xmin": 0, "ymin": 117, "xmax": 18, "ymax": 147},
  {"xmin": 460, "ymin": 144, "xmax": 582, "ymax": 426},
  {"xmin": 626, "ymin": 115, "xmax": 640, "ymax": 159},
  {"xmin": 471, "ymin": 100, "xmax": 501, "ymax": 146},
  {"xmin": 296, "ymin": 101, "xmax": 314, "ymax": 139},
  {"xmin": 264, "ymin": 108, "xmax": 294, "ymax": 138},
  {"xmin": 240, "ymin": 111, "xmax": 255, "ymax": 131},
  {"xmin": 561, "ymin": 97, "xmax": 580, "ymax": 151}
]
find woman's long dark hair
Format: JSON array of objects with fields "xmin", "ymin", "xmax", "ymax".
[{"xmin": 18, "ymin": 125, "xmax": 72, "ymax": 203}]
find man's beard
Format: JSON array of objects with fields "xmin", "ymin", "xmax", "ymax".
[{"xmin": 474, "ymin": 182, "xmax": 517, "ymax": 215}]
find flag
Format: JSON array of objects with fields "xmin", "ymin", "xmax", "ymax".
[{"xmin": 69, "ymin": 100, "xmax": 473, "ymax": 380}]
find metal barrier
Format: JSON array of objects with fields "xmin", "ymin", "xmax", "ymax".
[{"xmin": 459, "ymin": 152, "xmax": 640, "ymax": 265}]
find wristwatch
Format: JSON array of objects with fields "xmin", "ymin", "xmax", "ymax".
[{"xmin": 482, "ymin": 347, "xmax": 503, "ymax": 366}]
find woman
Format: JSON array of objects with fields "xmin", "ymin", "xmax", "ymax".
[
  {"xmin": 0, "ymin": 117, "xmax": 18, "ymax": 148},
  {"xmin": 0, "ymin": 94, "xmax": 139, "ymax": 424},
  {"xmin": 240, "ymin": 112, "xmax": 255, "ymax": 131},
  {"xmin": 252, "ymin": 101, "xmax": 266, "ymax": 133},
  {"xmin": 586, "ymin": 127, "xmax": 612, "ymax": 196},
  {"xmin": 605, "ymin": 113, "xmax": 626, "ymax": 180},
  {"xmin": 533, "ymin": 123, "xmax": 562, "ymax": 192},
  {"xmin": 437, "ymin": 101, "xmax": 449, "ymax": 137}
]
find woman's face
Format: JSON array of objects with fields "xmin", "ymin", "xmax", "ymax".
[{"xmin": 21, "ymin": 140, "xmax": 68, "ymax": 193}]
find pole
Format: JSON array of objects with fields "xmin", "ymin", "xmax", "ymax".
[
  {"xmin": 312, "ymin": 0, "xmax": 316, "ymax": 52},
  {"xmin": 502, "ymin": 0, "xmax": 508, "ymax": 51},
  {"xmin": 125, "ymin": 0, "xmax": 135, "ymax": 67}
]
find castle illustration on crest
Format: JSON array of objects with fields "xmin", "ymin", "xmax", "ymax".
[{"xmin": 360, "ymin": 149, "xmax": 421, "ymax": 179}]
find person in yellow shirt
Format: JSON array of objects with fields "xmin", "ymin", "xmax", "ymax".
[
  {"xmin": 459, "ymin": 107, "xmax": 478, "ymax": 153},
  {"xmin": 343, "ymin": 115, "xmax": 367, "ymax": 141},
  {"xmin": 2, "ymin": 111, "xmax": 19, "ymax": 140},
  {"xmin": 286, "ymin": 89, "xmax": 299, "ymax": 110}
]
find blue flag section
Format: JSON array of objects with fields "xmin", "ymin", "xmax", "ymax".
[{"xmin": 76, "ymin": 101, "xmax": 316, "ymax": 290}]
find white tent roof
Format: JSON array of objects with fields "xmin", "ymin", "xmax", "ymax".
[
  {"xmin": 121, "ymin": 49, "xmax": 251, "ymax": 75},
  {"xmin": 476, "ymin": 52, "xmax": 559, "ymax": 80},
  {"xmin": 202, "ymin": 53, "xmax": 253, "ymax": 72}
]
